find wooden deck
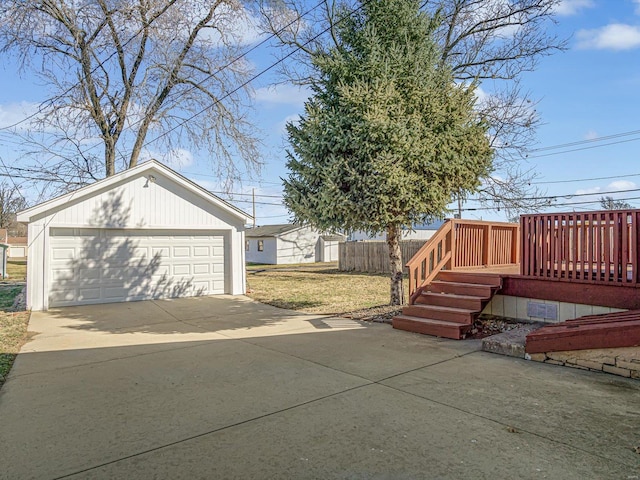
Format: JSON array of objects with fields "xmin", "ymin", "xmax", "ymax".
[{"xmin": 400, "ymin": 211, "xmax": 640, "ymax": 350}]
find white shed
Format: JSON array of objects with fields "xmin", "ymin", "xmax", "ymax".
[
  {"xmin": 18, "ymin": 160, "xmax": 252, "ymax": 311},
  {"xmin": 245, "ymin": 224, "xmax": 345, "ymax": 265}
]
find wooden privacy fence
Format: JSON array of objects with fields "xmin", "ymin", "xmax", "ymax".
[
  {"xmin": 521, "ymin": 210, "xmax": 640, "ymax": 285},
  {"xmin": 339, "ymin": 240, "xmax": 427, "ymax": 274},
  {"xmin": 406, "ymin": 219, "xmax": 520, "ymax": 301}
]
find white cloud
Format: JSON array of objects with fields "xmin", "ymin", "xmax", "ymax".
[
  {"xmin": 553, "ymin": 0, "xmax": 594, "ymax": 16},
  {"xmin": 584, "ymin": 130, "xmax": 599, "ymax": 140},
  {"xmin": 474, "ymin": 86, "xmax": 489, "ymax": 104},
  {"xmin": 277, "ymin": 114, "xmax": 301, "ymax": 134},
  {"xmin": 577, "ymin": 23, "xmax": 640, "ymax": 50},
  {"xmin": 253, "ymin": 84, "xmax": 311, "ymax": 107},
  {"xmin": 575, "ymin": 180, "xmax": 637, "ymax": 196},
  {"xmin": 226, "ymin": 9, "xmax": 263, "ymax": 46},
  {"xmin": 139, "ymin": 148, "xmax": 194, "ymax": 169},
  {"xmin": 575, "ymin": 186, "xmax": 601, "ymax": 195},
  {"xmin": 608, "ymin": 180, "xmax": 636, "ymax": 191},
  {"xmin": 0, "ymin": 101, "xmax": 41, "ymax": 130},
  {"xmin": 197, "ymin": 5, "xmax": 262, "ymax": 47},
  {"xmin": 160, "ymin": 148, "xmax": 195, "ymax": 169},
  {"xmin": 635, "ymin": 0, "xmax": 640, "ymax": 15}
]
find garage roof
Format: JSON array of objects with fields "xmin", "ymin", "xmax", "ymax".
[
  {"xmin": 245, "ymin": 224, "xmax": 303, "ymax": 238},
  {"xmin": 17, "ymin": 160, "xmax": 253, "ymax": 224}
]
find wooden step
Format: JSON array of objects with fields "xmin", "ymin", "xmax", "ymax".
[
  {"xmin": 392, "ymin": 315, "xmax": 469, "ymax": 340},
  {"xmin": 416, "ymin": 291, "xmax": 484, "ymax": 311},
  {"xmin": 435, "ymin": 271, "xmax": 502, "ymax": 287},
  {"xmin": 402, "ymin": 304, "xmax": 475, "ymax": 324},
  {"xmin": 526, "ymin": 319, "xmax": 640, "ymax": 353},
  {"xmin": 428, "ymin": 280, "xmax": 494, "ymax": 298}
]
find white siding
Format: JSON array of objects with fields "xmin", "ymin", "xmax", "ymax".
[
  {"xmin": 8, "ymin": 245, "xmax": 27, "ymax": 258},
  {"xmin": 23, "ymin": 165, "xmax": 248, "ymax": 310},
  {"xmin": 34, "ymin": 171, "xmax": 241, "ymax": 229},
  {"xmin": 245, "ymin": 237, "xmax": 277, "ymax": 264},
  {"xmin": 319, "ymin": 239, "xmax": 340, "ymax": 262},
  {"xmin": 276, "ymin": 229, "xmax": 319, "ymax": 264}
]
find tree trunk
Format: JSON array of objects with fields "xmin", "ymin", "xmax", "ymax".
[
  {"xmin": 105, "ymin": 140, "xmax": 116, "ymax": 177},
  {"xmin": 387, "ymin": 223, "xmax": 404, "ymax": 306}
]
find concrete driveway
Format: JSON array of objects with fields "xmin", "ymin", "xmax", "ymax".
[{"xmin": 0, "ymin": 296, "xmax": 638, "ymax": 479}]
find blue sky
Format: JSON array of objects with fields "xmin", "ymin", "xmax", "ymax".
[{"xmin": 1, "ymin": 0, "xmax": 639, "ymax": 224}]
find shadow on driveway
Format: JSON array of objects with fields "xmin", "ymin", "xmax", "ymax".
[{"xmin": 1, "ymin": 295, "xmax": 638, "ymax": 479}]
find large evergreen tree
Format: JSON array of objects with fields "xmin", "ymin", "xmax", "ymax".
[{"xmin": 283, "ymin": 0, "xmax": 494, "ymax": 305}]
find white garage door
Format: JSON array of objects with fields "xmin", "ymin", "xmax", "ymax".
[{"xmin": 49, "ymin": 228, "xmax": 225, "ymax": 307}]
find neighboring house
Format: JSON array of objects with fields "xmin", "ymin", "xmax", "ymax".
[
  {"xmin": 245, "ymin": 224, "xmax": 345, "ymax": 265},
  {"xmin": 347, "ymin": 220, "xmax": 445, "ymax": 241},
  {"xmin": 7, "ymin": 236, "xmax": 28, "ymax": 259},
  {"xmin": 17, "ymin": 160, "xmax": 252, "ymax": 311}
]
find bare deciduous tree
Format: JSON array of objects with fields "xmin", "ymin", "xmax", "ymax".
[
  {"xmin": 0, "ymin": 0, "xmax": 262, "ymax": 192},
  {"xmin": 0, "ymin": 182, "xmax": 27, "ymax": 233},
  {"xmin": 259, "ymin": 0, "xmax": 565, "ymax": 218},
  {"xmin": 599, "ymin": 196, "xmax": 632, "ymax": 211}
]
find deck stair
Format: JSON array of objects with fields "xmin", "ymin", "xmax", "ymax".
[
  {"xmin": 525, "ymin": 310, "xmax": 640, "ymax": 354},
  {"xmin": 393, "ymin": 272, "xmax": 502, "ymax": 340}
]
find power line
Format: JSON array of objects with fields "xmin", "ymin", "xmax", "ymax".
[
  {"xmin": 0, "ymin": 0, "xmax": 183, "ymax": 132},
  {"xmin": 471, "ymin": 187, "xmax": 640, "ymax": 204},
  {"xmin": 0, "ymin": 0, "xmax": 326, "ymax": 156},
  {"xmin": 461, "ymin": 196, "xmax": 640, "ymax": 212},
  {"xmin": 0, "ymin": 154, "xmax": 26, "ymax": 202},
  {"xmin": 531, "ymin": 172, "xmax": 640, "ymax": 185},
  {"xmin": 210, "ymin": 191, "xmax": 282, "ymax": 199},
  {"xmin": 525, "ymin": 136, "xmax": 640, "ymax": 159},
  {"xmin": 183, "ymin": 170, "xmax": 283, "ymax": 186},
  {"xmin": 135, "ymin": 0, "xmax": 369, "ymax": 155},
  {"xmin": 528, "ymin": 128, "xmax": 640, "ymax": 152},
  {"xmin": 88, "ymin": 0, "xmax": 326, "ymax": 145},
  {"xmin": 221, "ymin": 198, "xmax": 283, "ymax": 206}
]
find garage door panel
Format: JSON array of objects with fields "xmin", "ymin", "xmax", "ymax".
[
  {"xmin": 172, "ymin": 246, "xmax": 190, "ymax": 257},
  {"xmin": 49, "ymin": 229, "xmax": 226, "ymax": 307},
  {"xmin": 78, "ymin": 288, "xmax": 101, "ymax": 301},
  {"xmin": 212, "ymin": 263, "xmax": 224, "ymax": 274},
  {"xmin": 191, "ymin": 280, "xmax": 211, "ymax": 293},
  {"xmin": 193, "ymin": 264, "xmax": 210, "ymax": 275},
  {"xmin": 173, "ymin": 264, "xmax": 191, "ymax": 275},
  {"xmin": 52, "ymin": 248, "xmax": 75, "ymax": 261},
  {"xmin": 193, "ymin": 246, "xmax": 209, "ymax": 257},
  {"xmin": 151, "ymin": 246, "xmax": 169, "ymax": 257},
  {"xmin": 77, "ymin": 267, "xmax": 100, "ymax": 279},
  {"xmin": 49, "ymin": 288, "xmax": 76, "ymax": 304},
  {"xmin": 51, "ymin": 267, "xmax": 75, "ymax": 282}
]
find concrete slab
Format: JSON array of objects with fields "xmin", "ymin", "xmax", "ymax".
[
  {"xmin": 152, "ymin": 295, "xmax": 300, "ymax": 322},
  {"xmin": 239, "ymin": 321, "xmax": 483, "ymax": 381},
  {"xmin": 0, "ymin": 338, "xmax": 369, "ymax": 479},
  {"xmin": 382, "ymin": 351, "xmax": 640, "ymax": 468},
  {"xmin": 66, "ymin": 385, "xmax": 632, "ymax": 480},
  {"xmin": 1, "ymin": 295, "xmax": 638, "ymax": 479}
]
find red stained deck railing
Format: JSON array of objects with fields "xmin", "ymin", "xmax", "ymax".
[
  {"xmin": 520, "ymin": 210, "xmax": 640, "ymax": 285},
  {"xmin": 406, "ymin": 219, "xmax": 519, "ymax": 302}
]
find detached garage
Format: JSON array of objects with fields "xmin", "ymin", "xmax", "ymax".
[{"xmin": 18, "ymin": 160, "xmax": 252, "ymax": 311}]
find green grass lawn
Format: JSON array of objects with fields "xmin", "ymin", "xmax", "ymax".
[
  {"xmin": 246, "ymin": 264, "xmax": 407, "ymax": 318},
  {"xmin": 6, "ymin": 260, "xmax": 26, "ymax": 282},
  {"xmin": 0, "ymin": 260, "xmax": 30, "ymax": 388}
]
